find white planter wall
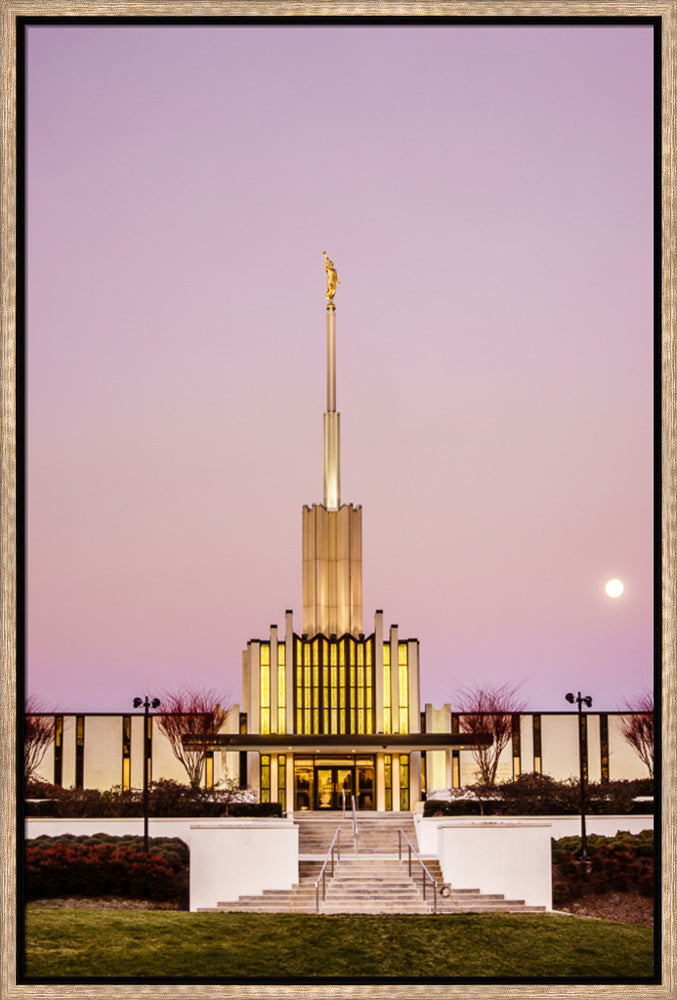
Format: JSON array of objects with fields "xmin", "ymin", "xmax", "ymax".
[
  {"xmin": 26, "ymin": 816, "xmax": 204, "ymax": 843},
  {"xmin": 437, "ymin": 821, "xmax": 553, "ymax": 910},
  {"xmin": 189, "ymin": 821, "xmax": 299, "ymax": 911},
  {"xmin": 414, "ymin": 813, "xmax": 653, "ymax": 856}
]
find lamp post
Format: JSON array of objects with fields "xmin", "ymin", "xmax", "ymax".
[
  {"xmin": 565, "ymin": 691, "xmax": 592, "ymax": 861},
  {"xmin": 133, "ymin": 696, "xmax": 160, "ymax": 853}
]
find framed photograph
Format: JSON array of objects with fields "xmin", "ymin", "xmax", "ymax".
[{"xmin": 2, "ymin": 3, "xmax": 673, "ymax": 997}]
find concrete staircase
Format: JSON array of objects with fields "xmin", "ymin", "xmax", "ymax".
[
  {"xmin": 320, "ymin": 858, "xmax": 431, "ymax": 914},
  {"xmin": 197, "ymin": 812, "xmax": 547, "ymax": 915},
  {"xmin": 199, "ymin": 860, "xmax": 322, "ymax": 913},
  {"xmin": 297, "ymin": 811, "xmax": 416, "ymax": 856}
]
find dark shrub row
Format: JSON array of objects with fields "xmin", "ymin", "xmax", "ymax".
[
  {"xmin": 26, "ymin": 834, "xmax": 189, "ymax": 871},
  {"xmin": 25, "ymin": 779, "xmax": 283, "ymax": 818},
  {"xmin": 24, "ymin": 838, "xmax": 188, "ymax": 902},
  {"xmin": 552, "ymin": 830, "xmax": 654, "ymax": 905},
  {"xmin": 424, "ymin": 774, "xmax": 654, "ymax": 817}
]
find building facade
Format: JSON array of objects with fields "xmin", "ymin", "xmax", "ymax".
[{"xmin": 26, "ymin": 262, "xmax": 653, "ymax": 808}]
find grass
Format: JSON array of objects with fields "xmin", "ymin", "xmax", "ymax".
[{"xmin": 24, "ymin": 909, "xmax": 655, "ymax": 980}]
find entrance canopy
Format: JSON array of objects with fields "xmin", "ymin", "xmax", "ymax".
[{"xmin": 182, "ymin": 733, "xmax": 493, "ymax": 753}]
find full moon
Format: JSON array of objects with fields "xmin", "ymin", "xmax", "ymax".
[{"xmin": 605, "ymin": 578, "xmax": 625, "ymax": 598}]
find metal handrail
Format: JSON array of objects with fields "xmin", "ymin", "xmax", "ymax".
[
  {"xmin": 397, "ymin": 828, "xmax": 439, "ymax": 914},
  {"xmin": 315, "ymin": 827, "xmax": 341, "ymax": 913},
  {"xmin": 351, "ymin": 793, "xmax": 358, "ymax": 846}
]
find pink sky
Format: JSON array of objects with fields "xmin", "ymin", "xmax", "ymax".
[{"xmin": 25, "ymin": 23, "xmax": 655, "ymax": 713}]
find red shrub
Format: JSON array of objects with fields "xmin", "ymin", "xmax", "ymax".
[{"xmin": 25, "ymin": 842, "xmax": 177, "ymax": 901}]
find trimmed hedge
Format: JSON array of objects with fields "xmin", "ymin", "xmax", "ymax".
[
  {"xmin": 24, "ymin": 837, "xmax": 188, "ymax": 902},
  {"xmin": 551, "ymin": 830, "xmax": 654, "ymax": 905},
  {"xmin": 25, "ymin": 779, "xmax": 283, "ymax": 819},
  {"xmin": 424, "ymin": 775, "xmax": 654, "ymax": 817}
]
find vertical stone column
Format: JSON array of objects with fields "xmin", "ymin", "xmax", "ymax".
[
  {"xmin": 286, "ymin": 754, "xmax": 295, "ymax": 812},
  {"xmin": 285, "ymin": 610, "xmax": 294, "ymax": 733},
  {"xmin": 444, "ymin": 704, "xmax": 453, "ymax": 791},
  {"xmin": 376, "ymin": 752, "xmax": 386, "ymax": 811},
  {"xmin": 409, "ymin": 753, "xmax": 421, "ymax": 808},
  {"xmin": 407, "ymin": 639, "xmax": 420, "ymax": 733}
]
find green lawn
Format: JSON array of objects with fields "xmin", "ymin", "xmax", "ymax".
[{"xmin": 24, "ymin": 909, "xmax": 654, "ymax": 980}]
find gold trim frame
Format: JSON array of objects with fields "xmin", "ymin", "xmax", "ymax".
[{"xmin": 1, "ymin": 3, "xmax": 674, "ymax": 998}]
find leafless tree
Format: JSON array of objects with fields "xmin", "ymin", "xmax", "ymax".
[
  {"xmin": 620, "ymin": 693, "xmax": 654, "ymax": 778},
  {"xmin": 24, "ymin": 697, "xmax": 56, "ymax": 788},
  {"xmin": 156, "ymin": 687, "xmax": 229, "ymax": 788},
  {"xmin": 456, "ymin": 682, "xmax": 525, "ymax": 786}
]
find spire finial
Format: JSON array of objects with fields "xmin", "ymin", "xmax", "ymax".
[{"xmin": 323, "ymin": 251, "xmax": 340, "ymax": 305}]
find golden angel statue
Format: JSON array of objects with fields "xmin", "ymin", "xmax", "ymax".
[{"xmin": 323, "ymin": 251, "xmax": 340, "ymax": 303}]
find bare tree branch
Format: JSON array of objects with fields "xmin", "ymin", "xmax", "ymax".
[
  {"xmin": 619, "ymin": 693, "xmax": 654, "ymax": 778},
  {"xmin": 156, "ymin": 687, "xmax": 230, "ymax": 788},
  {"xmin": 25, "ymin": 696, "xmax": 56, "ymax": 789},
  {"xmin": 455, "ymin": 682, "xmax": 525, "ymax": 786}
]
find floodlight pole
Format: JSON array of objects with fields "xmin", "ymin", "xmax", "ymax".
[
  {"xmin": 133, "ymin": 696, "xmax": 161, "ymax": 853},
  {"xmin": 566, "ymin": 691, "xmax": 592, "ymax": 861}
]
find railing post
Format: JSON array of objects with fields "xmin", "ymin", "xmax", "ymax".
[
  {"xmin": 408, "ymin": 845, "xmax": 412, "ymax": 877},
  {"xmin": 316, "ymin": 881, "xmax": 319, "ymax": 913}
]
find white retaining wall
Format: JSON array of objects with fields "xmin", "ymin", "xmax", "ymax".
[
  {"xmin": 26, "ymin": 817, "xmax": 204, "ymax": 843},
  {"xmin": 415, "ymin": 813, "xmax": 653, "ymax": 856},
  {"xmin": 189, "ymin": 821, "xmax": 299, "ymax": 911},
  {"xmin": 437, "ymin": 821, "xmax": 553, "ymax": 910}
]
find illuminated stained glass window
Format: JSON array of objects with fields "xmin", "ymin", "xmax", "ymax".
[
  {"xmin": 278, "ymin": 754, "xmax": 286, "ymax": 810},
  {"xmin": 599, "ymin": 714, "xmax": 609, "ymax": 784},
  {"xmin": 398, "ymin": 643, "xmax": 408, "ymax": 734},
  {"xmin": 399, "ymin": 755, "xmax": 410, "ymax": 811},
  {"xmin": 260, "ymin": 754, "xmax": 271, "ymax": 803},
  {"xmin": 278, "ymin": 647, "xmax": 286, "ymax": 734},
  {"xmin": 384, "ymin": 754, "xmax": 392, "ymax": 811},
  {"xmin": 292, "ymin": 635, "xmax": 376, "ymax": 735},
  {"xmin": 75, "ymin": 715, "xmax": 85, "ymax": 788},
  {"xmin": 260, "ymin": 645, "xmax": 270, "ymax": 735},
  {"xmin": 122, "ymin": 716, "xmax": 131, "ymax": 791},
  {"xmin": 512, "ymin": 714, "xmax": 521, "ymax": 779},
  {"xmin": 53, "ymin": 715, "xmax": 63, "ymax": 786}
]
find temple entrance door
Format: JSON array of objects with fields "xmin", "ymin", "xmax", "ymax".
[{"xmin": 315, "ymin": 766, "xmax": 353, "ymax": 810}]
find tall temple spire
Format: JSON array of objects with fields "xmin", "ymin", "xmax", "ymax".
[
  {"xmin": 323, "ymin": 251, "xmax": 340, "ymax": 510},
  {"xmin": 302, "ymin": 254, "xmax": 362, "ymax": 637}
]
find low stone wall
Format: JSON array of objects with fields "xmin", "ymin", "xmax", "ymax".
[
  {"xmin": 189, "ymin": 821, "xmax": 299, "ymax": 911},
  {"xmin": 437, "ymin": 821, "xmax": 553, "ymax": 909},
  {"xmin": 414, "ymin": 813, "xmax": 653, "ymax": 856},
  {"xmin": 26, "ymin": 816, "xmax": 204, "ymax": 843}
]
